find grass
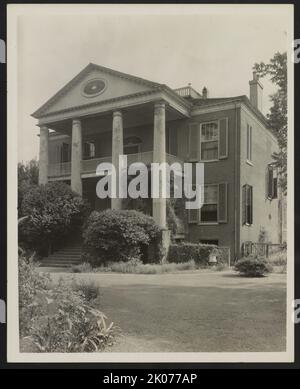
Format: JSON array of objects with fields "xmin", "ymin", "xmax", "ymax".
[
  {"xmin": 55, "ymin": 270, "xmax": 286, "ymax": 352},
  {"xmin": 267, "ymin": 250, "xmax": 287, "ymax": 274},
  {"xmin": 72, "ymin": 260, "xmax": 200, "ymax": 274}
]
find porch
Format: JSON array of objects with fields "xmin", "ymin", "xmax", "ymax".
[{"xmin": 48, "ymin": 151, "xmax": 183, "ymax": 179}]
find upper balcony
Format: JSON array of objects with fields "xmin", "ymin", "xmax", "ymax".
[{"xmin": 48, "ymin": 151, "xmax": 183, "ymax": 180}]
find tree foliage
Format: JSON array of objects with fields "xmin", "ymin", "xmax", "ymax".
[
  {"xmin": 253, "ymin": 52, "xmax": 287, "ymax": 193},
  {"xmin": 18, "ymin": 159, "xmax": 39, "ymax": 216},
  {"xmin": 19, "ymin": 182, "xmax": 90, "ymax": 254}
]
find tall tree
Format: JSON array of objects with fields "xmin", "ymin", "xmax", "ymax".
[
  {"xmin": 18, "ymin": 159, "xmax": 39, "ymax": 216},
  {"xmin": 253, "ymin": 52, "xmax": 287, "ymax": 193}
]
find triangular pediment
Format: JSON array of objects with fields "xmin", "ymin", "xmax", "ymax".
[{"xmin": 32, "ymin": 63, "xmax": 162, "ymax": 118}]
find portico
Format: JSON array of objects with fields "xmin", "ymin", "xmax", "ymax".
[{"xmin": 33, "ymin": 64, "xmax": 190, "ymax": 229}]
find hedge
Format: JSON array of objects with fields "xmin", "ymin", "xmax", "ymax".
[{"xmin": 167, "ymin": 243, "xmax": 224, "ymax": 266}]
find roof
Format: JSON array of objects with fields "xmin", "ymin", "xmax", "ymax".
[
  {"xmin": 191, "ymin": 95, "xmax": 270, "ymax": 128},
  {"xmin": 32, "ymin": 63, "xmax": 190, "ymax": 118},
  {"xmin": 32, "ymin": 63, "xmax": 270, "ymax": 131}
]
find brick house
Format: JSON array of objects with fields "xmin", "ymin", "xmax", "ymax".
[{"xmin": 32, "ymin": 63, "xmax": 283, "ymax": 261}]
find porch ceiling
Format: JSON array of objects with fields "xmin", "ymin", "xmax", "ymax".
[{"xmin": 48, "ymin": 102, "xmax": 186, "ymax": 136}]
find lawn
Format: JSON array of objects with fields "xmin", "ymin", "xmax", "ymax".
[{"xmin": 46, "ymin": 269, "xmax": 286, "ymax": 352}]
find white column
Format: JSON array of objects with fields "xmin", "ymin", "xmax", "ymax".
[
  {"xmin": 38, "ymin": 126, "xmax": 49, "ymax": 185},
  {"xmin": 111, "ymin": 110, "xmax": 123, "ymax": 210},
  {"xmin": 71, "ymin": 118, "xmax": 82, "ymax": 195},
  {"xmin": 152, "ymin": 102, "xmax": 167, "ymax": 228}
]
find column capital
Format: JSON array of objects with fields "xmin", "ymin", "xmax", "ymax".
[
  {"xmin": 72, "ymin": 118, "xmax": 81, "ymax": 125},
  {"xmin": 113, "ymin": 110, "xmax": 122, "ymax": 118},
  {"xmin": 38, "ymin": 124, "xmax": 49, "ymax": 131},
  {"xmin": 154, "ymin": 101, "xmax": 167, "ymax": 111}
]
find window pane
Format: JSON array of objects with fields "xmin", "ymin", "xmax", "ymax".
[
  {"xmin": 204, "ymin": 185, "xmax": 218, "ymax": 203},
  {"xmin": 201, "ymin": 204, "xmax": 218, "ymax": 222},
  {"xmin": 201, "ymin": 122, "xmax": 218, "ymax": 140},
  {"xmin": 201, "ymin": 141, "xmax": 218, "ymax": 160}
]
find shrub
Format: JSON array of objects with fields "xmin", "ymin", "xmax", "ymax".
[
  {"xmin": 167, "ymin": 243, "xmax": 220, "ymax": 266},
  {"xmin": 71, "ymin": 279, "xmax": 101, "ymax": 302},
  {"xmin": 71, "ymin": 262, "xmax": 93, "ymax": 273},
  {"xmin": 83, "ymin": 210, "xmax": 161, "ymax": 264},
  {"xmin": 19, "ymin": 254, "xmax": 117, "ymax": 352},
  {"xmin": 234, "ymin": 256, "xmax": 273, "ymax": 277},
  {"xmin": 18, "ymin": 253, "xmax": 51, "ymax": 337},
  {"xmin": 268, "ymin": 249, "xmax": 287, "ymax": 266},
  {"xmin": 19, "ymin": 182, "xmax": 90, "ymax": 255}
]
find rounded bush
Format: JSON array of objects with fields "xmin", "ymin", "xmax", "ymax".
[
  {"xmin": 82, "ymin": 209, "xmax": 161, "ymax": 264},
  {"xmin": 234, "ymin": 257, "xmax": 273, "ymax": 277},
  {"xmin": 19, "ymin": 182, "xmax": 90, "ymax": 254}
]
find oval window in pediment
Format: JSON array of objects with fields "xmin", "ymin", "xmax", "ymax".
[{"xmin": 82, "ymin": 78, "xmax": 107, "ymax": 97}]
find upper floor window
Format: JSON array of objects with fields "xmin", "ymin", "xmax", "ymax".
[
  {"xmin": 267, "ymin": 163, "xmax": 278, "ymax": 199},
  {"xmin": 246, "ymin": 124, "xmax": 252, "ymax": 162},
  {"xmin": 83, "ymin": 141, "xmax": 96, "ymax": 160},
  {"xmin": 60, "ymin": 142, "xmax": 70, "ymax": 163},
  {"xmin": 242, "ymin": 184, "xmax": 253, "ymax": 225},
  {"xmin": 200, "ymin": 122, "xmax": 219, "ymax": 161},
  {"xmin": 124, "ymin": 136, "xmax": 142, "ymax": 155},
  {"xmin": 188, "ymin": 118, "xmax": 228, "ymax": 162},
  {"xmin": 166, "ymin": 127, "xmax": 178, "ymax": 156}
]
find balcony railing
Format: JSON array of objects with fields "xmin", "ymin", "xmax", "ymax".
[{"xmin": 48, "ymin": 152, "xmax": 183, "ymax": 178}]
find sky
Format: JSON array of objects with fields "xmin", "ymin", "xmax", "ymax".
[{"xmin": 13, "ymin": 4, "xmax": 292, "ymax": 163}]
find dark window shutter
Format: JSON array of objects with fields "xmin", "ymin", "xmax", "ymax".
[
  {"xmin": 219, "ymin": 118, "xmax": 228, "ymax": 159},
  {"xmin": 242, "ymin": 185, "xmax": 246, "ymax": 225},
  {"xmin": 267, "ymin": 165, "xmax": 274, "ymax": 199},
  {"xmin": 249, "ymin": 186, "xmax": 253, "ymax": 224},
  {"xmin": 188, "ymin": 209, "xmax": 198, "ymax": 224},
  {"xmin": 218, "ymin": 182, "xmax": 228, "ymax": 223},
  {"xmin": 188, "ymin": 123, "xmax": 199, "ymax": 161}
]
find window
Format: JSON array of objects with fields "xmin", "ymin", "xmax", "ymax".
[
  {"xmin": 124, "ymin": 136, "xmax": 142, "ymax": 155},
  {"xmin": 166, "ymin": 127, "xmax": 178, "ymax": 155},
  {"xmin": 188, "ymin": 183, "xmax": 228, "ymax": 224},
  {"xmin": 267, "ymin": 164, "xmax": 278, "ymax": 199},
  {"xmin": 242, "ymin": 184, "xmax": 253, "ymax": 225},
  {"xmin": 61, "ymin": 142, "xmax": 70, "ymax": 163},
  {"xmin": 246, "ymin": 124, "xmax": 252, "ymax": 162},
  {"xmin": 83, "ymin": 141, "xmax": 95, "ymax": 160},
  {"xmin": 200, "ymin": 184, "xmax": 218, "ymax": 223},
  {"xmin": 200, "ymin": 122, "xmax": 219, "ymax": 161}
]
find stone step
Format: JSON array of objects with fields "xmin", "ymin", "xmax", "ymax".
[
  {"xmin": 48, "ymin": 254, "xmax": 82, "ymax": 259},
  {"xmin": 40, "ymin": 262, "xmax": 79, "ymax": 268},
  {"xmin": 41, "ymin": 242, "xmax": 83, "ymax": 268},
  {"xmin": 40, "ymin": 259, "xmax": 82, "ymax": 266}
]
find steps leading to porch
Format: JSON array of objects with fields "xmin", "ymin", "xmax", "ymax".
[{"xmin": 40, "ymin": 243, "xmax": 83, "ymax": 268}]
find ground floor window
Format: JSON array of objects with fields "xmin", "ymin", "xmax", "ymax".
[{"xmin": 200, "ymin": 184, "xmax": 218, "ymax": 223}]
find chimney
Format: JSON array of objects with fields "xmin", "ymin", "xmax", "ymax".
[
  {"xmin": 249, "ymin": 71, "xmax": 263, "ymax": 111},
  {"xmin": 202, "ymin": 86, "xmax": 208, "ymax": 99}
]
